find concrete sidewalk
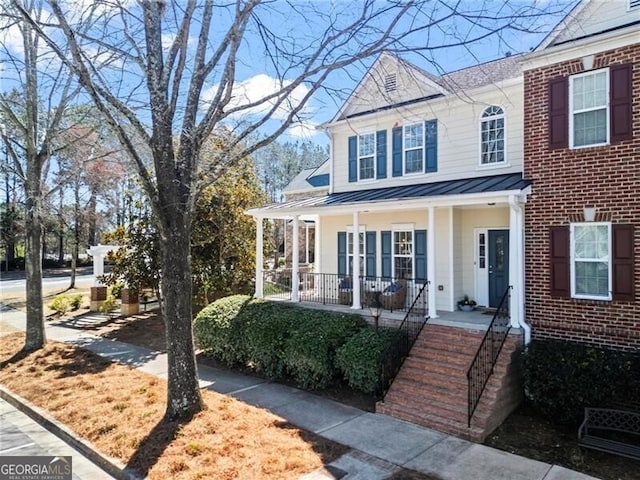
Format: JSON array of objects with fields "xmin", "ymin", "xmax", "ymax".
[{"xmin": 0, "ymin": 306, "xmax": 600, "ymax": 480}]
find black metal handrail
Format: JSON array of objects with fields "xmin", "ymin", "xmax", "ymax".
[
  {"xmin": 467, "ymin": 285, "xmax": 512, "ymax": 427},
  {"xmin": 377, "ymin": 280, "xmax": 430, "ymax": 399},
  {"xmin": 262, "ymin": 269, "xmax": 293, "ymax": 300}
]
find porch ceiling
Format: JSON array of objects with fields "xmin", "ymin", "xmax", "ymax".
[{"xmin": 248, "ymin": 172, "xmax": 531, "ymax": 218}]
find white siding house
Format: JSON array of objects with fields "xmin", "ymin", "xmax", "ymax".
[{"xmin": 249, "ymin": 51, "xmax": 529, "ymax": 330}]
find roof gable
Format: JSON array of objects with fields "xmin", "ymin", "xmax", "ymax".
[
  {"xmin": 331, "ymin": 52, "xmax": 523, "ymax": 123},
  {"xmin": 537, "ymin": 0, "xmax": 640, "ymax": 50},
  {"xmin": 334, "ymin": 52, "xmax": 448, "ymax": 122}
]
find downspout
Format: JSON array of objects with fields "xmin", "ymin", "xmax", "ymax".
[{"xmin": 509, "ymin": 195, "xmax": 531, "ymax": 344}]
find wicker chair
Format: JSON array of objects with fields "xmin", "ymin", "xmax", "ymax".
[{"xmin": 379, "ymin": 279, "xmax": 407, "ymax": 311}]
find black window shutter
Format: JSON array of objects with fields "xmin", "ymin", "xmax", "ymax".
[
  {"xmin": 366, "ymin": 231, "xmax": 376, "ymax": 279},
  {"xmin": 612, "ymin": 224, "xmax": 635, "ymax": 302},
  {"xmin": 610, "ymin": 64, "xmax": 633, "ymax": 143},
  {"xmin": 337, "ymin": 232, "xmax": 347, "ymax": 276},
  {"xmin": 425, "ymin": 120, "xmax": 437, "ymax": 173},
  {"xmin": 392, "ymin": 127, "xmax": 403, "ymax": 177},
  {"xmin": 348, "ymin": 136, "xmax": 357, "ymax": 182},
  {"xmin": 376, "ymin": 130, "xmax": 387, "ymax": 179},
  {"xmin": 548, "ymin": 77, "xmax": 568, "ymax": 149},
  {"xmin": 381, "ymin": 231, "xmax": 392, "ymax": 279},
  {"xmin": 550, "ymin": 226, "xmax": 570, "ymax": 297}
]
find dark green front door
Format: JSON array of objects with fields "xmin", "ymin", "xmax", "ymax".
[{"xmin": 488, "ymin": 230, "xmax": 509, "ymax": 308}]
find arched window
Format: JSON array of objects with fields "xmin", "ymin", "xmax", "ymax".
[{"xmin": 480, "ymin": 106, "xmax": 505, "ymax": 165}]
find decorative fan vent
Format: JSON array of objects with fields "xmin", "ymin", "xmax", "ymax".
[
  {"xmin": 629, "ymin": 0, "xmax": 640, "ymax": 10},
  {"xmin": 384, "ymin": 73, "xmax": 397, "ymax": 93}
]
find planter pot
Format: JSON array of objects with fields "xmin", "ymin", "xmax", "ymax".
[{"xmin": 458, "ymin": 304, "xmax": 475, "ymax": 312}]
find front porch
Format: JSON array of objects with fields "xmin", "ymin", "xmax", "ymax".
[{"xmin": 263, "ymin": 284, "xmax": 495, "ymax": 331}]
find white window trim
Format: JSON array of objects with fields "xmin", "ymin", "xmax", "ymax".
[
  {"xmin": 391, "ymin": 226, "xmax": 415, "ymax": 280},
  {"xmin": 357, "ymin": 133, "xmax": 376, "ymax": 181},
  {"xmin": 478, "ymin": 105, "xmax": 507, "ymax": 167},
  {"xmin": 347, "ymin": 225, "xmax": 366, "ymax": 275},
  {"xmin": 570, "ymin": 222, "xmax": 612, "ymax": 301},
  {"xmin": 569, "ymin": 68, "xmax": 610, "ymax": 149},
  {"xmin": 402, "ymin": 122, "xmax": 424, "ymax": 175}
]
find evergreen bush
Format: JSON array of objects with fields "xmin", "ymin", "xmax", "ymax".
[
  {"xmin": 522, "ymin": 339, "xmax": 640, "ymax": 425},
  {"xmin": 336, "ymin": 328, "xmax": 401, "ymax": 394}
]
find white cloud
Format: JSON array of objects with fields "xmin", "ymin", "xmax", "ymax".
[
  {"xmin": 287, "ymin": 121, "xmax": 318, "ymax": 139},
  {"xmin": 0, "ymin": 23, "xmax": 26, "ymax": 55},
  {"xmin": 202, "ymin": 73, "xmax": 314, "ymax": 122}
]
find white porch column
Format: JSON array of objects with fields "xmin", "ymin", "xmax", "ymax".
[
  {"xmin": 509, "ymin": 197, "xmax": 525, "ymax": 332},
  {"xmin": 255, "ymin": 217, "xmax": 264, "ymax": 299},
  {"xmin": 314, "ymin": 216, "xmax": 321, "ymax": 272},
  {"xmin": 292, "ymin": 215, "xmax": 300, "ymax": 302},
  {"xmin": 305, "ymin": 222, "xmax": 310, "ymax": 263},
  {"xmin": 427, "ymin": 206, "xmax": 437, "ymax": 318},
  {"xmin": 352, "ymin": 210, "xmax": 361, "ymax": 309}
]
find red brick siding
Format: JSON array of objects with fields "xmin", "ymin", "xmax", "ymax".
[{"xmin": 524, "ymin": 44, "xmax": 640, "ymax": 351}]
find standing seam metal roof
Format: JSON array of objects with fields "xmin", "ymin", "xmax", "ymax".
[{"xmin": 253, "ymin": 173, "xmax": 531, "ymax": 213}]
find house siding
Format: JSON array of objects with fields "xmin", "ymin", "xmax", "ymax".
[
  {"xmin": 331, "ymin": 82, "xmax": 524, "ymax": 193},
  {"xmin": 523, "ymin": 43, "xmax": 640, "ymax": 351}
]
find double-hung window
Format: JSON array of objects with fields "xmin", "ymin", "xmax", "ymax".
[
  {"xmin": 393, "ymin": 230, "xmax": 413, "ymax": 280},
  {"xmin": 358, "ymin": 133, "xmax": 375, "ymax": 180},
  {"xmin": 347, "ymin": 231, "xmax": 365, "ymax": 276},
  {"xmin": 403, "ymin": 123, "xmax": 424, "ymax": 174},
  {"xmin": 570, "ymin": 222, "xmax": 611, "ymax": 300},
  {"xmin": 480, "ymin": 106, "xmax": 505, "ymax": 165},
  {"xmin": 570, "ymin": 69, "xmax": 609, "ymax": 148}
]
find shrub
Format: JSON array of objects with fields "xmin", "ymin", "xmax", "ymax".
[
  {"xmin": 70, "ymin": 294, "xmax": 83, "ymax": 311},
  {"xmin": 193, "ymin": 294, "xmax": 252, "ymax": 366},
  {"xmin": 243, "ymin": 302, "xmax": 298, "ymax": 378},
  {"xmin": 50, "ymin": 294, "xmax": 70, "ymax": 315},
  {"xmin": 336, "ymin": 328, "xmax": 401, "ymax": 394},
  {"xmin": 522, "ymin": 340, "xmax": 640, "ymax": 425},
  {"xmin": 284, "ymin": 313, "xmax": 366, "ymax": 389},
  {"xmin": 110, "ymin": 282, "xmax": 125, "ymax": 299},
  {"xmin": 99, "ymin": 294, "xmax": 118, "ymax": 314}
]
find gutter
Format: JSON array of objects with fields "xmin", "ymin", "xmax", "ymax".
[{"xmin": 509, "ymin": 195, "xmax": 531, "ymax": 345}]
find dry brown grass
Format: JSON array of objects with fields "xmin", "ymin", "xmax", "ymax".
[{"xmin": 0, "ymin": 333, "xmax": 347, "ymax": 479}]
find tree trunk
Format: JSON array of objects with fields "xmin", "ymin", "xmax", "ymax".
[
  {"xmin": 87, "ymin": 191, "xmax": 97, "ymax": 246},
  {"xmin": 24, "ymin": 184, "xmax": 45, "ymax": 351},
  {"xmin": 159, "ymin": 220, "xmax": 204, "ymax": 420},
  {"xmin": 70, "ymin": 180, "xmax": 80, "ymax": 288}
]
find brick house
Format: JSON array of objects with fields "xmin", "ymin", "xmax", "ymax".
[{"xmin": 522, "ymin": 0, "xmax": 639, "ymax": 351}]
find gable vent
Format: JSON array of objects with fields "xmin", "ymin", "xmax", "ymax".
[
  {"xmin": 629, "ymin": 0, "xmax": 640, "ymax": 9},
  {"xmin": 384, "ymin": 73, "xmax": 397, "ymax": 93}
]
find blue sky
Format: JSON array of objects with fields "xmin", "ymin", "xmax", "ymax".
[{"xmin": 0, "ymin": 1, "xmax": 577, "ymax": 146}]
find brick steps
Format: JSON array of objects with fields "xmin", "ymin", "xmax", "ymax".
[{"xmin": 376, "ymin": 322, "xmax": 523, "ymax": 442}]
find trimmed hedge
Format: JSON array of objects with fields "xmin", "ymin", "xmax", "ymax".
[
  {"xmin": 284, "ymin": 314, "xmax": 366, "ymax": 389},
  {"xmin": 522, "ymin": 339, "xmax": 640, "ymax": 425},
  {"xmin": 193, "ymin": 295, "xmax": 390, "ymax": 393},
  {"xmin": 336, "ymin": 328, "xmax": 401, "ymax": 394},
  {"xmin": 193, "ymin": 294, "xmax": 252, "ymax": 365}
]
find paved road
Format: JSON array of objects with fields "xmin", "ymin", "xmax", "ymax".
[
  {"xmin": 0, "ymin": 398, "xmax": 115, "ymax": 480},
  {"xmin": 0, "ymin": 273, "xmax": 95, "ymax": 295}
]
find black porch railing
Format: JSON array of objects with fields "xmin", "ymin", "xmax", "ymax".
[
  {"xmin": 377, "ymin": 280, "xmax": 430, "ymax": 399},
  {"xmin": 263, "ymin": 269, "xmax": 292, "ymax": 300},
  {"xmin": 298, "ymin": 272, "xmax": 347, "ymax": 305},
  {"xmin": 466, "ymin": 286, "xmax": 512, "ymax": 427}
]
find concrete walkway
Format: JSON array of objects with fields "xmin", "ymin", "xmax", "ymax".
[{"xmin": 0, "ymin": 306, "xmax": 600, "ymax": 480}]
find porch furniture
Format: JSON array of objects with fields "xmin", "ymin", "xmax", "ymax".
[
  {"xmin": 338, "ymin": 277, "xmax": 353, "ymax": 305},
  {"xmin": 578, "ymin": 408, "xmax": 640, "ymax": 460},
  {"xmin": 380, "ymin": 280, "xmax": 407, "ymax": 311}
]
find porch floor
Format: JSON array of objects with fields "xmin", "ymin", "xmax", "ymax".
[{"xmin": 263, "ymin": 295, "xmax": 499, "ymax": 331}]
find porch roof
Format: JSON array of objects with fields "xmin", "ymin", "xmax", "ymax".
[{"xmin": 248, "ymin": 172, "xmax": 531, "ymax": 218}]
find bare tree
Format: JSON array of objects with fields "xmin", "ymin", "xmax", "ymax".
[
  {"xmin": 14, "ymin": 0, "xmax": 566, "ymax": 419},
  {"xmin": 0, "ymin": 0, "xmax": 82, "ymax": 351}
]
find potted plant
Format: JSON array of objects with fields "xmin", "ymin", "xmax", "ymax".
[{"xmin": 457, "ymin": 295, "xmax": 477, "ymax": 312}]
